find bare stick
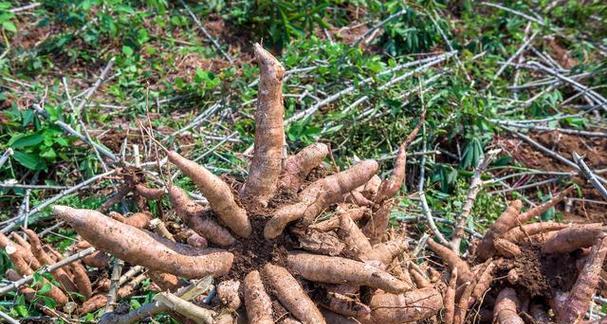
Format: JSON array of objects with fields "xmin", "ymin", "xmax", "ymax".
[
  {"xmin": 155, "ymin": 292, "xmax": 215, "ymax": 323},
  {"xmin": 178, "ymin": 0, "xmax": 233, "ymax": 64},
  {"xmin": 494, "ymin": 120, "xmax": 607, "ymax": 138},
  {"xmin": 32, "ymin": 104, "xmax": 117, "ymax": 161},
  {"xmin": 9, "ymin": 2, "xmax": 41, "ymax": 13},
  {"xmin": 417, "ymin": 126, "xmax": 449, "ymax": 245},
  {"xmin": 352, "ymin": 9, "xmax": 408, "ymax": 47},
  {"xmin": 285, "ymin": 51, "xmax": 456, "ymax": 124},
  {"xmin": 0, "ymin": 247, "xmax": 96, "ymax": 296},
  {"xmin": 105, "ymin": 259, "xmax": 125, "ymax": 313},
  {"xmin": 487, "ymin": 31, "xmax": 538, "ymax": 89},
  {"xmin": 480, "ymin": 2, "xmax": 545, "ymax": 26},
  {"xmin": 99, "ymin": 276, "xmax": 213, "ymax": 324},
  {"xmin": 507, "ymin": 128, "xmax": 607, "ymax": 185},
  {"xmin": 1, "ymin": 170, "xmax": 116, "ymax": 233},
  {"xmin": 0, "ymin": 183, "xmax": 69, "ymax": 190},
  {"xmin": 0, "ymin": 148, "xmax": 12, "ymax": 169},
  {"xmin": 75, "ymin": 58, "xmax": 115, "ymax": 115},
  {"xmin": 0, "ymin": 310, "xmax": 18, "ymax": 324},
  {"xmin": 451, "ymin": 149, "xmax": 500, "ymax": 252},
  {"xmin": 573, "ymin": 152, "xmax": 607, "ymax": 200}
]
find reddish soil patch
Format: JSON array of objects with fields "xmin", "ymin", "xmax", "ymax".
[{"xmin": 496, "ymin": 130, "xmax": 607, "ymax": 222}]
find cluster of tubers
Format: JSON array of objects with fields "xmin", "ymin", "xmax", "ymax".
[{"xmin": 5, "ymin": 44, "xmax": 607, "ymax": 324}]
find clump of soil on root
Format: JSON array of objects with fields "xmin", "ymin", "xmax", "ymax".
[
  {"xmin": 219, "ymin": 184, "xmax": 301, "ymax": 282},
  {"xmin": 500, "ymin": 243, "xmax": 578, "ymax": 297}
]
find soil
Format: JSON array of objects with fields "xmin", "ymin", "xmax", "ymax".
[
  {"xmin": 499, "ymin": 243, "xmax": 578, "ymax": 298},
  {"xmin": 496, "ymin": 130, "xmax": 607, "ymax": 222}
]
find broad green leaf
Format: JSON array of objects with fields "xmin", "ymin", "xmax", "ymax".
[
  {"xmin": 13, "ymin": 151, "xmax": 46, "ymax": 170},
  {"xmin": 2, "ymin": 21, "xmax": 16, "ymax": 33},
  {"xmin": 9, "ymin": 132, "xmax": 43, "ymax": 149}
]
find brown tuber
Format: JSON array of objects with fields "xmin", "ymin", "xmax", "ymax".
[
  {"xmin": 493, "ymin": 288, "xmax": 524, "ymax": 324},
  {"xmin": 240, "ymin": 43, "xmax": 286, "ymax": 207},
  {"xmin": 168, "ymin": 151, "xmax": 252, "ymax": 238},
  {"xmin": 287, "ymin": 252, "xmax": 410, "ymax": 293},
  {"xmin": 368, "ymin": 287, "xmax": 443, "ymax": 323},
  {"xmin": 54, "ymin": 205, "xmax": 233, "ymax": 279}
]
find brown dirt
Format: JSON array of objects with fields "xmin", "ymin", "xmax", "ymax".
[
  {"xmin": 496, "ymin": 130, "xmax": 607, "ymax": 222},
  {"xmin": 497, "ymin": 243, "xmax": 579, "ymax": 298}
]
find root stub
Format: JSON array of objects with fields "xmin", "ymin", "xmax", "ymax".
[{"xmin": 54, "ymin": 205, "xmax": 233, "ymax": 279}]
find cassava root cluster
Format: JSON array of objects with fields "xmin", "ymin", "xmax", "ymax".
[{"xmin": 7, "ymin": 44, "xmax": 606, "ymax": 324}]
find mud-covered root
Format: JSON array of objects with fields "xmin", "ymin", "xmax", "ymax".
[
  {"xmin": 338, "ymin": 212, "xmax": 372, "ymax": 259},
  {"xmin": 295, "ymin": 228, "xmax": 345, "ymax": 256},
  {"xmin": 0, "ymin": 232, "xmax": 41, "ymax": 269},
  {"xmin": 444, "ymin": 268, "xmax": 458, "ymax": 324},
  {"xmin": 494, "ymin": 238, "xmax": 522, "ymax": 257},
  {"xmin": 169, "ymin": 186, "xmax": 236, "ymax": 247},
  {"xmin": 556, "ymin": 235, "xmax": 607, "ymax": 323},
  {"xmin": 240, "ymin": 43, "xmax": 286, "ymax": 207},
  {"xmin": 262, "ymin": 263, "xmax": 326, "ymax": 324},
  {"xmin": 265, "ymin": 160, "xmax": 379, "ymax": 239},
  {"xmin": 476, "ymin": 199, "xmax": 523, "ymax": 261},
  {"xmin": 149, "ymin": 271, "xmax": 185, "ymax": 292},
  {"xmin": 323, "ymin": 285, "xmax": 371, "ymax": 318},
  {"xmin": 79, "ymin": 274, "xmax": 146, "ymax": 314},
  {"xmin": 217, "ymin": 279, "xmax": 241, "ymax": 311},
  {"xmin": 24, "ymin": 229, "xmax": 79, "ymax": 294},
  {"xmin": 427, "ymin": 239, "xmax": 474, "ymax": 285},
  {"xmin": 374, "ymin": 111, "xmax": 425, "ymax": 203},
  {"xmin": 309, "ymin": 206, "xmax": 368, "ymax": 232},
  {"xmin": 5, "ymin": 246, "xmax": 69, "ymax": 306},
  {"xmin": 134, "ymin": 184, "xmax": 165, "ymax": 200},
  {"xmin": 112, "ymin": 211, "xmax": 152, "ymax": 229},
  {"xmin": 280, "ymin": 142, "xmax": 329, "ymax": 192},
  {"xmin": 287, "ymin": 252, "xmax": 411, "ymax": 293},
  {"xmin": 82, "ymin": 250, "xmax": 110, "ymax": 268},
  {"xmin": 186, "ymin": 231, "xmax": 208, "ymax": 248},
  {"xmin": 362, "ymin": 239, "xmax": 408, "ymax": 267},
  {"xmin": 243, "ymin": 270, "xmax": 273, "ymax": 324},
  {"xmin": 502, "ymin": 222, "xmax": 571, "ymax": 243},
  {"xmin": 469, "ymin": 260, "xmax": 496, "ymax": 306},
  {"xmin": 168, "ymin": 151, "xmax": 251, "ymax": 238},
  {"xmin": 367, "ymin": 287, "xmax": 443, "ymax": 323},
  {"xmin": 453, "ymin": 280, "xmax": 475, "ymax": 324},
  {"xmin": 70, "ymin": 260, "xmax": 93, "ymax": 299},
  {"xmin": 493, "ymin": 287, "xmax": 524, "ymax": 324},
  {"xmin": 362, "ymin": 200, "xmax": 395, "ymax": 244},
  {"xmin": 54, "ymin": 205, "xmax": 233, "ymax": 279},
  {"xmin": 541, "ymin": 224, "xmax": 605, "ymax": 254},
  {"xmin": 516, "ymin": 186, "xmax": 574, "ymax": 224},
  {"xmin": 5, "ymin": 269, "xmax": 56, "ymax": 317},
  {"xmin": 324, "ymin": 288, "xmax": 371, "ymax": 318},
  {"xmin": 409, "ymin": 263, "xmax": 432, "ymax": 288}
]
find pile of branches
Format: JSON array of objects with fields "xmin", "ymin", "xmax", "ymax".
[{"xmin": 1, "ymin": 44, "xmax": 606, "ymax": 324}]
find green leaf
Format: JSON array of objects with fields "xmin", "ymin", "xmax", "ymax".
[
  {"xmin": 39, "ymin": 147, "xmax": 57, "ymax": 159},
  {"xmin": 122, "ymin": 45, "xmax": 134, "ymax": 56},
  {"xmin": 38, "ymin": 283, "xmax": 52, "ymax": 295},
  {"xmin": 13, "ymin": 151, "xmax": 46, "ymax": 170},
  {"xmin": 14, "ymin": 305, "xmax": 28, "ymax": 317},
  {"xmin": 9, "ymin": 132, "xmax": 44, "ymax": 149},
  {"xmin": 2, "ymin": 21, "xmax": 16, "ymax": 33}
]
